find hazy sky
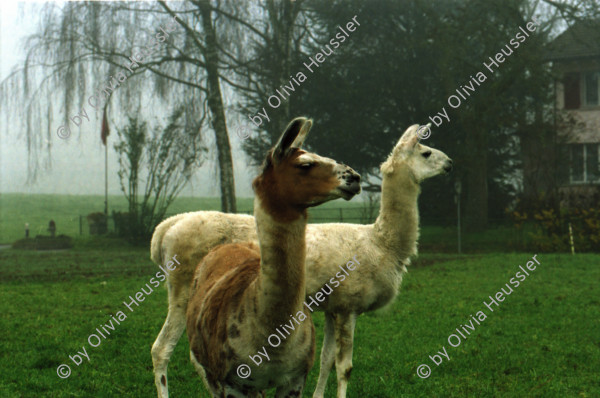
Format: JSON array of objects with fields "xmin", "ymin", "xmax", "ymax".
[{"xmin": 0, "ymin": 1, "xmax": 257, "ymax": 198}]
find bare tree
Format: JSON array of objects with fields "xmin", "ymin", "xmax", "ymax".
[
  {"xmin": 211, "ymin": 0, "xmax": 309, "ymax": 161},
  {"xmin": 0, "ymin": 0, "xmax": 239, "ymax": 212}
]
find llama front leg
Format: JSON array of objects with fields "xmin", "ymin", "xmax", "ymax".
[
  {"xmin": 151, "ymin": 286, "xmax": 189, "ymax": 398},
  {"xmin": 334, "ymin": 313, "xmax": 357, "ymax": 398},
  {"xmin": 275, "ymin": 374, "xmax": 306, "ymax": 398},
  {"xmin": 313, "ymin": 312, "xmax": 336, "ymax": 398}
]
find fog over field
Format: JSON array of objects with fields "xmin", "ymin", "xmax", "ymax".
[{"xmin": 1, "ymin": 2, "xmax": 255, "ymax": 197}]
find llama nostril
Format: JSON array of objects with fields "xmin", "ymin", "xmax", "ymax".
[{"xmin": 347, "ymin": 173, "xmax": 360, "ymax": 183}]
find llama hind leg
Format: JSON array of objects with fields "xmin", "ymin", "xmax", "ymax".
[
  {"xmin": 334, "ymin": 313, "xmax": 357, "ymax": 398},
  {"xmin": 151, "ymin": 284, "xmax": 189, "ymax": 398},
  {"xmin": 313, "ymin": 312, "xmax": 336, "ymax": 398}
]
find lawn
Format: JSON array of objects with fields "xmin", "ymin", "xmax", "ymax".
[{"xmin": 1, "ymin": 245, "xmax": 598, "ymax": 397}]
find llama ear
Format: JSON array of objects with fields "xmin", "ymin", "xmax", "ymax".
[
  {"xmin": 291, "ymin": 118, "xmax": 312, "ymax": 149},
  {"xmin": 396, "ymin": 124, "xmax": 420, "ymax": 150},
  {"xmin": 273, "ymin": 117, "xmax": 311, "ymax": 161}
]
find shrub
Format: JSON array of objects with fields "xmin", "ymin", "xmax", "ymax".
[{"xmin": 511, "ymin": 207, "xmax": 600, "ymax": 252}]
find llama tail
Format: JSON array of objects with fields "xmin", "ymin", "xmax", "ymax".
[{"xmin": 150, "ymin": 214, "xmax": 186, "ymax": 266}]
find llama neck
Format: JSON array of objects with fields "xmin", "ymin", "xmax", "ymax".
[
  {"xmin": 373, "ymin": 165, "xmax": 421, "ymax": 259},
  {"xmin": 253, "ymin": 198, "xmax": 307, "ymax": 326}
]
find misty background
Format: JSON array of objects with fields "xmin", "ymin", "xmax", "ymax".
[
  {"xmin": 0, "ymin": 1, "xmax": 255, "ymax": 197},
  {"xmin": 1, "ymin": 0, "xmax": 599, "ymax": 241}
]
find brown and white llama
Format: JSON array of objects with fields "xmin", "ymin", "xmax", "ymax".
[
  {"xmin": 183, "ymin": 117, "xmax": 361, "ymax": 397},
  {"xmin": 151, "ymin": 123, "xmax": 451, "ymax": 398}
]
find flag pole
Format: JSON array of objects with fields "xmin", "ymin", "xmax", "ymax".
[
  {"xmin": 104, "ymin": 137, "xmax": 108, "ymax": 216},
  {"xmin": 102, "ymin": 103, "xmax": 109, "ymax": 217}
]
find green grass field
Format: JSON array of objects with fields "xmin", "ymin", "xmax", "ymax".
[
  {"xmin": 1, "ymin": 245, "xmax": 598, "ymax": 397},
  {"xmin": 1, "ymin": 194, "xmax": 595, "ymax": 396}
]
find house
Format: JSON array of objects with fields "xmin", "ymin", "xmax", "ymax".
[{"xmin": 546, "ymin": 20, "xmax": 600, "ymax": 207}]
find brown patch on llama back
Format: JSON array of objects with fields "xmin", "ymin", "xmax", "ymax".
[{"xmin": 186, "ymin": 243, "xmax": 260, "ymax": 381}]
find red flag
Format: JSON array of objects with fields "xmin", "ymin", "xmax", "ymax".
[{"xmin": 101, "ymin": 105, "xmax": 110, "ymax": 145}]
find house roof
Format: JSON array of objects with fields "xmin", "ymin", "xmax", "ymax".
[{"xmin": 546, "ymin": 20, "xmax": 600, "ymax": 61}]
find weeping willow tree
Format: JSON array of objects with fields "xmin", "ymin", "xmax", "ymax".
[{"xmin": 0, "ymin": 0, "xmax": 238, "ymax": 212}]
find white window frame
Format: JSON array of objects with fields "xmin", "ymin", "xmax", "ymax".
[
  {"xmin": 569, "ymin": 143, "xmax": 600, "ymax": 184},
  {"xmin": 582, "ymin": 71, "xmax": 600, "ymax": 107}
]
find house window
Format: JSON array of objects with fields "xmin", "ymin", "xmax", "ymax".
[
  {"xmin": 583, "ymin": 72, "xmax": 599, "ymax": 106},
  {"xmin": 570, "ymin": 143, "xmax": 600, "ymax": 183}
]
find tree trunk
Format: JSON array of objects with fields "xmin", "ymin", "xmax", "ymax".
[
  {"xmin": 198, "ymin": 1, "xmax": 237, "ymax": 213},
  {"xmin": 266, "ymin": 0, "xmax": 298, "ymax": 131},
  {"xmin": 520, "ymin": 99, "xmax": 558, "ymax": 211},
  {"xmin": 520, "ymin": 126, "xmax": 551, "ymax": 207},
  {"xmin": 464, "ymin": 125, "xmax": 488, "ymax": 232}
]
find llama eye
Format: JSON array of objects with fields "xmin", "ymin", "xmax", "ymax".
[
  {"xmin": 297, "ymin": 163, "xmax": 314, "ymax": 170},
  {"xmin": 422, "ymin": 151, "xmax": 432, "ymax": 159}
]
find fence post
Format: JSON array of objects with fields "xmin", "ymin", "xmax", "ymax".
[
  {"xmin": 455, "ymin": 180, "xmax": 462, "ymax": 254},
  {"xmin": 79, "ymin": 215, "xmax": 83, "ymax": 236},
  {"xmin": 568, "ymin": 222, "xmax": 575, "ymax": 255}
]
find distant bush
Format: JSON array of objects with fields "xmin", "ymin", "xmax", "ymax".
[
  {"xmin": 87, "ymin": 212, "xmax": 108, "ymax": 235},
  {"xmin": 12, "ymin": 234, "xmax": 73, "ymax": 250},
  {"xmin": 112, "ymin": 211, "xmax": 134, "ymax": 239},
  {"xmin": 512, "ymin": 208, "xmax": 600, "ymax": 252},
  {"xmin": 114, "ymin": 113, "xmax": 206, "ymax": 243}
]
